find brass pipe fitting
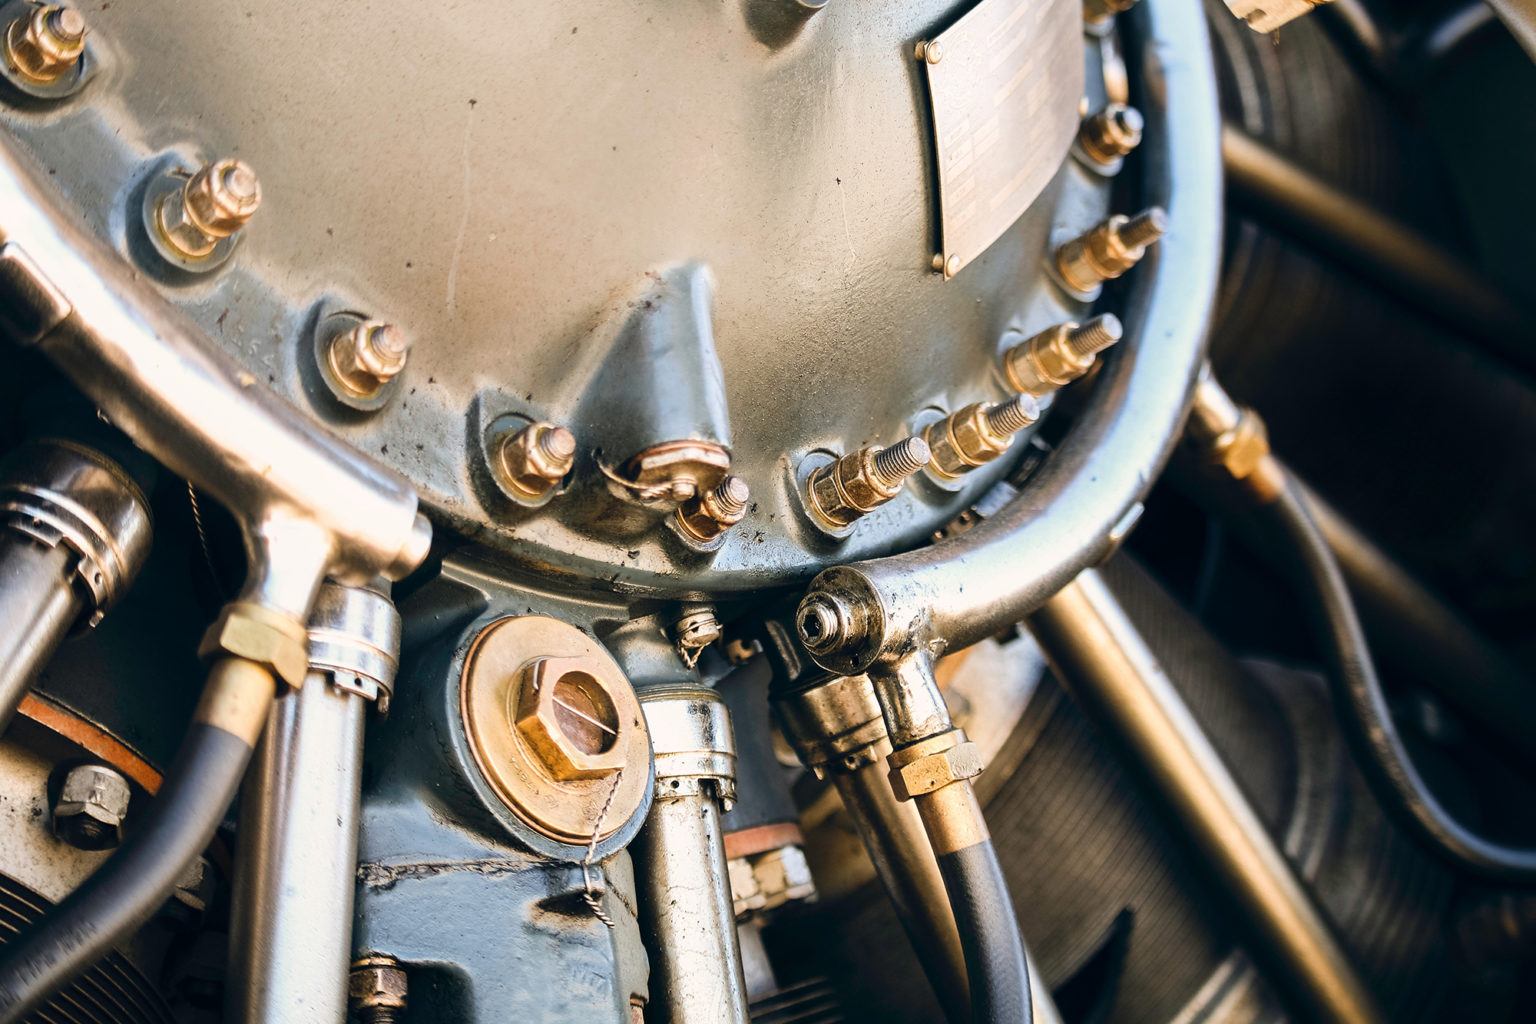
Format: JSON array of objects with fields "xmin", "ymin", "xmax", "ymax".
[
  {"xmin": 495, "ymin": 421, "xmax": 576, "ymax": 501},
  {"xmin": 156, "ymin": 159, "xmax": 262, "ymax": 261},
  {"xmin": 4, "ymin": 4, "xmax": 85, "ymax": 83},
  {"xmin": 1055, "ymin": 207, "xmax": 1167, "ymax": 293},
  {"xmin": 1002, "ymin": 314, "xmax": 1123, "ymax": 396},
  {"xmin": 197, "ymin": 601, "xmax": 311, "ymax": 691},
  {"xmin": 1077, "ymin": 103, "xmax": 1144, "ymax": 167},
  {"xmin": 922, "ymin": 396, "xmax": 1040, "ymax": 479},
  {"xmin": 1185, "ymin": 368, "xmax": 1286, "ymax": 502},
  {"xmin": 806, "ymin": 437, "xmax": 930, "ymax": 529},
  {"xmin": 674, "ymin": 474, "xmax": 749, "ymax": 544}
]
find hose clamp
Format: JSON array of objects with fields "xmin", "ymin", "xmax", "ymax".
[
  {"xmin": 305, "ymin": 582, "xmax": 402, "ymax": 713},
  {"xmin": 641, "ymin": 685, "xmax": 737, "ymax": 807}
]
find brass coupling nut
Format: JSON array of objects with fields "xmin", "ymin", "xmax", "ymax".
[
  {"xmin": 1187, "ymin": 371, "xmax": 1284, "ymax": 501},
  {"xmin": 1003, "ymin": 315, "xmax": 1123, "ymax": 396},
  {"xmin": 887, "ymin": 729, "xmax": 984, "ymax": 802},
  {"xmin": 198, "ymin": 601, "xmax": 310, "ymax": 689},
  {"xmin": 923, "ymin": 396, "xmax": 1040, "ymax": 478}
]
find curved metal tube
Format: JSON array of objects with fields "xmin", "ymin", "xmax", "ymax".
[
  {"xmin": 0, "ymin": 136, "xmax": 430, "ymax": 619},
  {"xmin": 796, "ymin": 0, "xmax": 1221, "ymax": 675}
]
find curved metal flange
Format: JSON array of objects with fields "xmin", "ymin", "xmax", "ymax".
[{"xmin": 796, "ymin": 0, "xmax": 1222, "ymax": 676}]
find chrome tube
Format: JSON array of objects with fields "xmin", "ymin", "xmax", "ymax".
[
  {"xmin": 0, "ymin": 137, "xmax": 429, "ymax": 620},
  {"xmin": 227, "ymin": 582, "xmax": 401, "ymax": 1024},
  {"xmin": 1029, "ymin": 570, "xmax": 1382, "ymax": 1024},
  {"xmin": 0, "ymin": 536, "xmax": 80, "ymax": 729},
  {"xmin": 633, "ymin": 686, "xmax": 749, "ymax": 1024},
  {"xmin": 0, "ymin": 438, "xmax": 152, "ymax": 728},
  {"xmin": 795, "ymin": 0, "xmax": 1220, "ymax": 676}
]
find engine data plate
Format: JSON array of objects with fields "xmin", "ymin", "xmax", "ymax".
[{"xmin": 923, "ymin": 0, "xmax": 1084, "ymax": 277}]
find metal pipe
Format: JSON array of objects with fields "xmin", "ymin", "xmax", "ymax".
[
  {"xmin": 633, "ymin": 686, "xmax": 749, "ymax": 1024},
  {"xmin": 0, "ymin": 438, "xmax": 152, "ymax": 729},
  {"xmin": 795, "ymin": 0, "xmax": 1220, "ymax": 677},
  {"xmin": 0, "ymin": 135, "xmax": 429, "ymax": 620},
  {"xmin": 0, "ymin": 536, "xmax": 80, "ymax": 730},
  {"xmin": 1029, "ymin": 570, "xmax": 1382, "ymax": 1024},
  {"xmin": 777, "ymin": 675, "xmax": 970, "ymax": 1018},
  {"xmin": 227, "ymin": 582, "xmax": 400, "ymax": 1024},
  {"xmin": 1221, "ymin": 125, "xmax": 1536, "ymax": 371}
]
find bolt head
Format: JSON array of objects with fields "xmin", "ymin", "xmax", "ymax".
[
  {"xmin": 53, "ymin": 764, "xmax": 130, "ymax": 850},
  {"xmin": 354, "ymin": 322, "xmax": 409, "ymax": 380},
  {"xmin": 513, "ymin": 657, "xmax": 627, "ymax": 781},
  {"xmin": 7, "ymin": 4, "xmax": 87, "ymax": 82}
]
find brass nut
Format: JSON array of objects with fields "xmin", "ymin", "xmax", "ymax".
[
  {"xmin": 349, "ymin": 958, "xmax": 408, "ymax": 1012},
  {"xmin": 1055, "ymin": 208, "xmax": 1167, "ymax": 294},
  {"xmin": 514, "ymin": 656, "xmax": 628, "ymax": 781},
  {"xmin": 4, "ymin": 4, "xmax": 85, "ymax": 83},
  {"xmin": 1003, "ymin": 315, "xmax": 1123, "ymax": 396},
  {"xmin": 1078, "ymin": 103, "xmax": 1144, "ymax": 166},
  {"xmin": 805, "ymin": 437, "xmax": 930, "ymax": 529},
  {"xmin": 923, "ymin": 396, "xmax": 1039, "ymax": 479},
  {"xmin": 327, "ymin": 320, "xmax": 409, "ymax": 398},
  {"xmin": 673, "ymin": 475, "xmax": 749, "ymax": 543},
  {"xmin": 157, "ymin": 159, "xmax": 261, "ymax": 260},
  {"xmin": 1210, "ymin": 408, "xmax": 1271, "ymax": 480},
  {"xmin": 198, "ymin": 601, "xmax": 309, "ymax": 688},
  {"xmin": 887, "ymin": 732, "xmax": 984, "ymax": 801},
  {"xmin": 497, "ymin": 421, "xmax": 576, "ymax": 501}
]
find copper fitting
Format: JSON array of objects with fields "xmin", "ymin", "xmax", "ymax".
[
  {"xmin": 674, "ymin": 474, "xmax": 749, "ymax": 544},
  {"xmin": 496, "ymin": 422, "xmax": 576, "ymax": 501},
  {"xmin": 327, "ymin": 320, "xmax": 409, "ymax": 398},
  {"xmin": 4, "ymin": 4, "xmax": 85, "ymax": 83},
  {"xmin": 156, "ymin": 158, "xmax": 262, "ymax": 260},
  {"xmin": 1187, "ymin": 370, "xmax": 1286, "ymax": 502},
  {"xmin": 1003, "ymin": 314, "xmax": 1123, "ymax": 396},
  {"xmin": 922, "ymin": 395, "xmax": 1041, "ymax": 479},
  {"xmin": 806, "ymin": 437, "xmax": 930, "ymax": 529},
  {"xmin": 1078, "ymin": 104, "xmax": 1144, "ymax": 166},
  {"xmin": 1055, "ymin": 208, "xmax": 1167, "ymax": 293}
]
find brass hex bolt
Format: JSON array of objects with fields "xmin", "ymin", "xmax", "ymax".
[
  {"xmin": 922, "ymin": 395, "xmax": 1042, "ymax": 479},
  {"xmin": 349, "ymin": 957, "xmax": 407, "ymax": 1024},
  {"xmin": 496, "ymin": 422, "xmax": 576, "ymax": 501},
  {"xmin": 514, "ymin": 656, "xmax": 627, "ymax": 781},
  {"xmin": 1055, "ymin": 208, "xmax": 1167, "ymax": 293},
  {"xmin": 674, "ymin": 474, "xmax": 749, "ymax": 543},
  {"xmin": 327, "ymin": 320, "xmax": 409, "ymax": 398},
  {"xmin": 5, "ymin": 4, "xmax": 85, "ymax": 83},
  {"xmin": 806, "ymin": 436, "xmax": 930, "ymax": 529},
  {"xmin": 156, "ymin": 158, "xmax": 262, "ymax": 260},
  {"xmin": 1003, "ymin": 314, "xmax": 1123, "ymax": 396},
  {"xmin": 1078, "ymin": 104, "xmax": 1144, "ymax": 166}
]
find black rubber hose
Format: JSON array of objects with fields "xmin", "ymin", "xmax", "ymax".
[
  {"xmin": 937, "ymin": 839, "xmax": 1033, "ymax": 1024},
  {"xmin": 1262, "ymin": 475, "xmax": 1536, "ymax": 882},
  {"xmin": 0, "ymin": 721, "xmax": 256, "ymax": 1021}
]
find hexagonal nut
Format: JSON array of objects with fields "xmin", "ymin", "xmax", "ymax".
[
  {"xmin": 498, "ymin": 422, "xmax": 574, "ymax": 499},
  {"xmin": 198, "ymin": 602, "xmax": 309, "ymax": 688},
  {"xmin": 888, "ymin": 740, "xmax": 984, "ymax": 801},
  {"xmin": 1211, "ymin": 409, "xmax": 1271, "ymax": 481},
  {"xmin": 514, "ymin": 656, "xmax": 629, "ymax": 781},
  {"xmin": 349, "ymin": 960, "xmax": 408, "ymax": 1011},
  {"xmin": 53, "ymin": 764, "xmax": 130, "ymax": 850}
]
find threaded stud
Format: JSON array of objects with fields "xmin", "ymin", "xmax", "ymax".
[
  {"xmin": 872, "ymin": 437, "xmax": 931, "ymax": 485},
  {"xmin": 711, "ymin": 475, "xmax": 750, "ymax": 518},
  {"xmin": 1116, "ymin": 207, "xmax": 1167, "ymax": 251},
  {"xmin": 1064, "ymin": 314, "xmax": 1123, "ymax": 360},
  {"xmin": 537, "ymin": 425, "xmax": 577, "ymax": 464},
  {"xmin": 983, "ymin": 395, "xmax": 1041, "ymax": 436}
]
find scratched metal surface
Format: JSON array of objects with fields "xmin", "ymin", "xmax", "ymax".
[
  {"xmin": 924, "ymin": 0, "xmax": 1085, "ymax": 274},
  {"xmin": 0, "ymin": 0, "xmax": 1109, "ymax": 595}
]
